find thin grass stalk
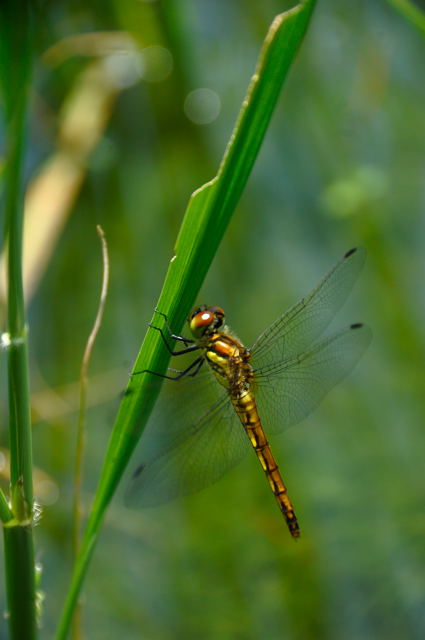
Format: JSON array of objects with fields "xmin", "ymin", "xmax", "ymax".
[{"xmin": 71, "ymin": 226, "xmax": 109, "ymax": 640}]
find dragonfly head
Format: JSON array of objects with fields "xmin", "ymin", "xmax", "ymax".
[{"xmin": 188, "ymin": 305, "xmax": 225, "ymax": 340}]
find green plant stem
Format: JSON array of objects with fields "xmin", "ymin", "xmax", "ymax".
[
  {"xmin": 3, "ymin": 523, "xmax": 37, "ymax": 640},
  {"xmin": 56, "ymin": 3, "xmax": 316, "ymax": 638},
  {"xmin": 1, "ymin": 0, "xmax": 33, "ymax": 524},
  {"xmin": 0, "ymin": 489, "xmax": 13, "ymax": 523},
  {"xmin": 0, "ymin": 2, "xmax": 37, "ymax": 638},
  {"xmin": 7, "ymin": 339, "xmax": 33, "ymax": 518}
]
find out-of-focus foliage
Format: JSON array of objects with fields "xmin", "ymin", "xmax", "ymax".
[{"xmin": 1, "ymin": 1, "xmax": 424, "ymax": 638}]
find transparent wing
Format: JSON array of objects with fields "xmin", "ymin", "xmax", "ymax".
[
  {"xmin": 251, "ymin": 247, "xmax": 366, "ymax": 367},
  {"xmin": 126, "ymin": 364, "xmax": 249, "ymax": 507},
  {"xmin": 253, "ymin": 324, "xmax": 372, "ymax": 435}
]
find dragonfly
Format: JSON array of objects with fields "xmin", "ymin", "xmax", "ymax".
[{"xmin": 128, "ymin": 247, "xmax": 371, "ymax": 538}]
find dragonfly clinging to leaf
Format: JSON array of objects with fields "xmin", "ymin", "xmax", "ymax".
[{"xmin": 128, "ymin": 248, "xmax": 371, "ymax": 538}]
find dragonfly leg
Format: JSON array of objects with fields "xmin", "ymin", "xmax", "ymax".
[
  {"xmin": 152, "ymin": 308, "xmax": 194, "ymax": 347},
  {"xmin": 133, "ymin": 355, "xmax": 204, "ymax": 380},
  {"xmin": 149, "ymin": 324, "xmax": 199, "ymax": 356}
]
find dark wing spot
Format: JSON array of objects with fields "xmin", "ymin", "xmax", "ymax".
[
  {"xmin": 344, "ymin": 247, "xmax": 357, "ymax": 258},
  {"xmin": 132, "ymin": 462, "xmax": 146, "ymax": 479}
]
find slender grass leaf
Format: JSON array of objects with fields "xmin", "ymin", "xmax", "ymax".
[{"xmin": 56, "ymin": 3, "xmax": 316, "ymax": 638}]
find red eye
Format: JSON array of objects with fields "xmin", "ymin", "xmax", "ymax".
[
  {"xmin": 189, "ymin": 305, "xmax": 225, "ymax": 338},
  {"xmin": 190, "ymin": 310, "xmax": 213, "ymax": 330}
]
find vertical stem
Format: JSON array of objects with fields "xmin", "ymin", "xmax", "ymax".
[
  {"xmin": 3, "ymin": 524, "xmax": 37, "ymax": 640},
  {"xmin": 0, "ymin": 2, "xmax": 37, "ymax": 638},
  {"xmin": 1, "ymin": 0, "xmax": 33, "ymax": 523},
  {"xmin": 3, "ymin": 0, "xmax": 34, "ymax": 515}
]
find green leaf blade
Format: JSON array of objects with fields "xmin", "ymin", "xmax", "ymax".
[{"xmin": 56, "ymin": 3, "xmax": 316, "ymax": 637}]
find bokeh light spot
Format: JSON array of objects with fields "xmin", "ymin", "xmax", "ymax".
[
  {"xmin": 184, "ymin": 88, "xmax": 221, "ymax": 125},
  {"xmin": 321, "ymin": 165, "xmax": 388, "ymax": 218},
  {"xmin": 140, "ymin": 46, "xmax": 173, "ymax": 83},
  {"xmin": 103, "ymin": 50, "xmax": 143, "ymax": 89},
  {"xmin": 36, "ymin": 480, "xmax": 60, "ymax": 506}
]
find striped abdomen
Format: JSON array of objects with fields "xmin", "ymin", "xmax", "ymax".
[
  {"xmin": 234, "ymin": 390, "xmax": 300, "ymax": 538},
  {"xmin": 203, "ymin": 330, "xmax": 299, "ymax": 537}
]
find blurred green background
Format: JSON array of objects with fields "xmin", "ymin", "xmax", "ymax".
[{"xmin": 1, "ymin": 0, "xmax": 425, "ymax": 638}]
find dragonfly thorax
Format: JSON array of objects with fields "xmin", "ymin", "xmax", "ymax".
[
  {"xmin": 189, "ymin": 305, "xmax": 253, "ymax": 391},
  {"xmin": 204, "ymin": 332, "xmax": 253, "ymax": 395}
]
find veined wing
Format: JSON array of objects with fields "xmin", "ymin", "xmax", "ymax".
[
  {"xmin": 251, "ymin": 247, "xmax": 366, "ymax": 367},
  {"xmin": 253, "ymin": 323, "xmax": 372, "ymax": 435},
  {"xmin": 126, "ymin": 364, "xmax": 249, "ymax": 507}
]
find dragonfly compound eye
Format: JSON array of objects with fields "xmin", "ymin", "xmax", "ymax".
[{"xmin": 189, "ymin": 305, "xmax": 225, "ymax": 339}]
